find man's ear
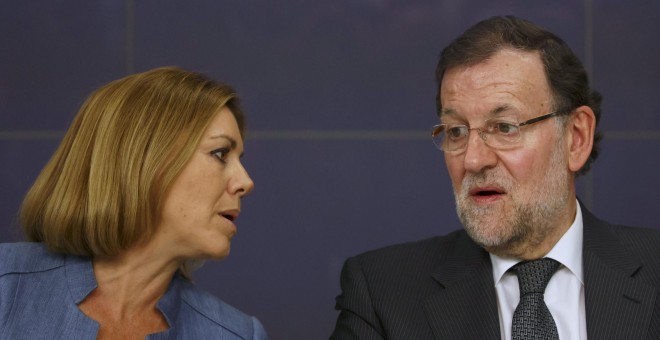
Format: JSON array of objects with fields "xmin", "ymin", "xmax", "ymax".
[{"xmin": 566, "ymin": 105, "xmax": 596, "ymax": 172}]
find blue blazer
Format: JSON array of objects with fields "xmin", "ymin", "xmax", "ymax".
[{"xmin": 0, "ymin": 243, "xmax": 268, "ymax": 340}]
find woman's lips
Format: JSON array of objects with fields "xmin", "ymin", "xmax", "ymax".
[{"xmin": 218, "ymin": 209, "xmax": 240, "ymax": 221}]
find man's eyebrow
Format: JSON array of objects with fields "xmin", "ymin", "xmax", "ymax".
[
  {"xmin": 490, "ymin": 104, "xmax": 513, "ymax": 116},
  {"xmin": 440, "ymin": 108, "xmax": 457, "ymax": 116},
  {"xmin": 209, "ymin": 134, "xmax": 237, "ymax": 149},
  {"xmin": 440, "ymin": 104, "xmax": 516, "ymax": 120}
]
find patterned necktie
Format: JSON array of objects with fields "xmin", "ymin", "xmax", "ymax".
[{"xmin": 511, "ymin": 258, "xmax": 561, "ymax": 340}]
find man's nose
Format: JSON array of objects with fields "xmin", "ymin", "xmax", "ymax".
[{"xmin": 462, "ymin": 129, "xmax": 498, "ymax": 173}]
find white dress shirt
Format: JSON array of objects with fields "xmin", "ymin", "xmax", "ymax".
[{"xmin": 490, "ymin": 200, "xmax": 587, "ymax": 340}]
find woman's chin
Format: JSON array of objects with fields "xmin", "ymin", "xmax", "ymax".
[{"xmin": 200, "ymin": 244, "xmax": 231, "ymax": 261}]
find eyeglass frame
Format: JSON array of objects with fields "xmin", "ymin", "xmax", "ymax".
[{"xmin": 431, "ymin": 111, "xmax": 564, "ymax": 152}]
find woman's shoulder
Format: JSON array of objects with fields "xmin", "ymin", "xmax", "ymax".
[
  {"xmin": 177, "ymin": 278, "xmax": 267, "ymax": 339},
  {"xmin": 0, "ymin": 242, "xmax": 65, "ymax": 276}
]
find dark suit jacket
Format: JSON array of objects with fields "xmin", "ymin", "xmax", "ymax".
[{"xmin": 331, "ymin": 206, "xmax": 660, "ymax": 339}]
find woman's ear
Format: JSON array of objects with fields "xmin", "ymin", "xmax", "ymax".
[{"xmin": 566, "ymin": 105, "xmax": 596, "ymax": 172}]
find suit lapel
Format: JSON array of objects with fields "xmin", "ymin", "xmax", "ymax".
[
  {"xmin": 424, "ymin": 232, "xmax": 500, "ymax": 339},
  {"xmin": 582, "ymin": 206, "xmax": 657, "ymax": 340}
]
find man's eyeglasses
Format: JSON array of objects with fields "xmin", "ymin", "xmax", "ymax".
[{"xmin": 431, "ymin": 111, "xmax": 562, "ymax": 152}]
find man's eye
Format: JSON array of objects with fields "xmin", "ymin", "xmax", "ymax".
[
  {"xmin": 211, "ymin": 148, "xmax": 229, "ymax": 163},
  {"xmin": 446, "ymin": 126, "xmax": 468, "ymax": 140},
  {"xmin": 493, "ymin": 122, "xmax": 519, "ymax": 135}
]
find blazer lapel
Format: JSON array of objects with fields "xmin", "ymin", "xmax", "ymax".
[
  {"xmin": 424, "ymin": 232, "xmax": 500, "ymax": 339},
  {"xmin": 582, "ymin": 207, "xmax": 657, "ymax": 340}
]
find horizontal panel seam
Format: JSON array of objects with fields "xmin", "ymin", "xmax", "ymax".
[{"xmin": 1, "ymin": 130, "xmax": 660, "ymax": 141}]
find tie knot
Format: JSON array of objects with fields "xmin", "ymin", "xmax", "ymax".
[{"xmin": 513, "ymin": 258, "xmax": 561, "ymax": 294}]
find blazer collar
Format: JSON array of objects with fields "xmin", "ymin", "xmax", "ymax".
[{"xmin": 425, "ymin": 231, "xmax": 501, "ymax": 339}]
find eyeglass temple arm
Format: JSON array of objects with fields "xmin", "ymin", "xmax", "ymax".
[{"xmin": 518, "ymin": 111, "xmax": 560, "ymax": 127}]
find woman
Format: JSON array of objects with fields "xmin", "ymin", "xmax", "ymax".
[{"xmin": 0, "ymin": 67, "xmax": 267, "ymax": 339}]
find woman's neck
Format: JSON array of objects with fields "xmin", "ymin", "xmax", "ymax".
[{"xmin": 89, "ymin": 243, "xmax": 180, "ymax": 318}]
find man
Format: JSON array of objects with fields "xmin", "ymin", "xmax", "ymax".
[{"xmin": 331, "ymin": 16, "xmax": 660, "ymax": 339}]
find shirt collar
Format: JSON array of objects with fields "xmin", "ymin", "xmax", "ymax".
[
  {"xmin": 65, "ymin": 254, "xmax": 98, "ymax": 304},
  {"xmin": 490, "ymin": 199, "xmax": 584, "ymax": 285},
  {"xmin": 157, "ymin": 273, "xmax": 183, "ymax": 329}
]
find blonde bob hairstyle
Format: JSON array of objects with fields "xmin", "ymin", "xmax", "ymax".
[{"xmin": 21, "ymin": 66, "xmax": 245, "ymax": 260}]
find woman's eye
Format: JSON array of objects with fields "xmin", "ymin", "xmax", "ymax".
[{"xmin": 211, "ymin": 148, "xmax": 230, "ymax": 163}]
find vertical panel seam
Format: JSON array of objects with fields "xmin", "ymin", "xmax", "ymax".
[
  {"xmin": 584, "ymin": 0, "xmax": 595, "ymax": 211},
  {"xmin": 125, "ymin": 0, "xmax": 135, "ymax": 74}
]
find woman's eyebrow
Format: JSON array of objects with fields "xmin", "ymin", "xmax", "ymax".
[{"xmin": 209, "ymin": 134, "xmax": 237, "ymax": 149}]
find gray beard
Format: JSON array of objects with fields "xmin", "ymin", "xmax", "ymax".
[{"xmin": 455, "ymin": 144, "xmax": 570, "ymax": 256}]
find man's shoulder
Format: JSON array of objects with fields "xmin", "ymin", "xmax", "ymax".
[
  {"xmin": 584, "ymin": 213, "xmax": 660, "ymax": 277},
  {"xmin": 608, "ymin": 223, "xmax": 660, "ymax": 257},
  {"xmin": 0, "ymin": 242, "xmax": 64, "ymax": 277},
  {"xmin": 611, "ymin": 223, "xmax": 660, "ymax": 238},
  {"xmin": 178, "ymin": 278, "xmax": 264, "ymax": 339},
  {"xmin": 336, "ymin": 230, "xmax": 479, "ymax": 313},
  {"xmin": 586, "ymin": 211, "xmax": 660, "ymax": 249},
  {"xmin": 346, "ymin": 229, "xmax": 469, "ymax": 272}
]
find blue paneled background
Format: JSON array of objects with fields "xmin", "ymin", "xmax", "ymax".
[{"xmin": 1, "ymin": 1, "xmax": 658, "ymax": 338}]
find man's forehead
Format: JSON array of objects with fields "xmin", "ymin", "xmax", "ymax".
[
  {"xmin": 439, "ymin": 49, "xmax": 551, "ymax": 117},
  {"xmin": 443, "ymin": 50, "xmax": 544, "ymax": 84},
  {"xmin": 440, "ymin": 104, "xmax": 516, "ymax": 118}
]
